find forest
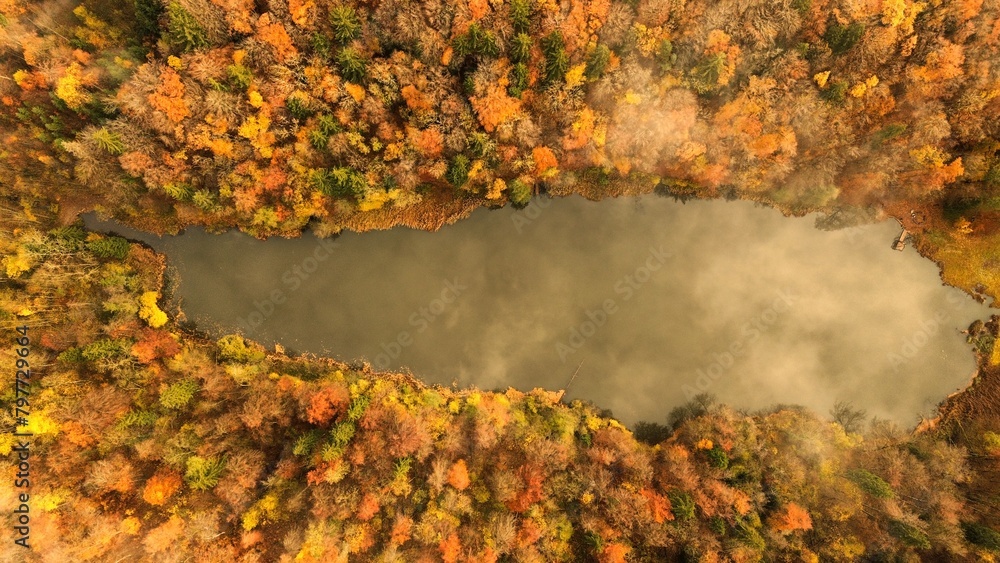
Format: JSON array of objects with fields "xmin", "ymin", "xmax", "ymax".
[
  {"xmin": 0, "ymin": 0, "xmax": 999, "ymax": 300},
  {"xmin": 1, "ymin": 0, "xmax": 1000, "ymax": 560},
  {"xmin": 0, "ymin": 200, "xmax": 999, "ymax": 561}
]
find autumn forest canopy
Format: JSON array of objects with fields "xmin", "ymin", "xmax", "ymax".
[
  {"xmin": 2, "ymin": 0, "xmax": 1000, "ymax": 560},
  {"xmin": 0, "ymin": 0, "xmax": 998, "ymax": 297}
]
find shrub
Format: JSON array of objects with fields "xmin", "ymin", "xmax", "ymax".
[
  {"xmin": 216, "ymin": 334, "xmax": 266, "ymax": 364},
  {"xmin": 541, "ymin": 32, "xmax": 569, "ymax": 85},
  {"xmin": 453, "ymin": 23, "xmax": 500, "ymax": 58},
  {"xmin": 510, "ymin": 0, "xmax": 531, "ymax": 33},
  {"xmin": 962, "ymin": 521, "xmax": 1000, "ymax": 551},
  {"xmin": 160, "ymin": 378, "xmax": 199, "ymax": 409},
  {"xmin": 329, "ymin": 6, "xmax": 361, "ymax": 44},
  {"xmin": 667, "ymin": 490, "xmax": 696, "ymax": 521},
  {"xmin": 165, "ymin": 2, "xmax": 208, "ymax": 52},
  {"xmin": 846, "ymin": 468, "xmax": 894, "ymax": 499},
  {"xmin": 82, "ymin": 338, "xmax": 132, "ymax": 362},
  {"xmin": 586, "ymin": 44, "xmax": 610, "ymax": 79},
  {"xmin": 887, "ymin": 520, "xmax": 931, "ymax": 549},
  {"xmin": 707, "ymin": 446, "xmax": 729, "ymax": 469},
  {"xmin": 337, "ymin": 47, "xmax": 367, "ymax": 82},
  {"xmin": 825, "ymin": 21, "xmax": 865, "ymax": 55},
  {"xmin": 509, "ymin": 63, "xmax": 529, "ymax": 97},
  {"xmin": 447, "ymin": 155, "xmax": 470, "ymax": 187},
  {"xmin": 86, "ymin": 236, "xmax": 130, "ymax": 260},
  {"xmin": 184, "ymin": 455, "xmax": 226, "ymax": 490}
]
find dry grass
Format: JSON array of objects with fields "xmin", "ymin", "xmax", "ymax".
[{"xmin": 928, "ymin": 232, "xmax": 1000, "ymax": 307}]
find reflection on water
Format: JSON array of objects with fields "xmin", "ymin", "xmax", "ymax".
[{"xmin": 84, "ymin": 195, "xmax": 994, "ymax": 426}]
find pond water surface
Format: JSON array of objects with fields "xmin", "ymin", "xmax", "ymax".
[{"xmin": 85, "ymin": 196, "xmax": 994, "ymax": 426}]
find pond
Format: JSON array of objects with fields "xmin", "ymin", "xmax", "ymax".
[{"xmin": 85, "ymin": 195, "xmax": 994, "ymax": 426}]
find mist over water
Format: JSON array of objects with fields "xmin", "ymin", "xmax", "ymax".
[{"xmin": 85, "ymin": 196, "xmax": 994, "ymax": 426}]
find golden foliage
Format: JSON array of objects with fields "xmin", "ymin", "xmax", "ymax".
[
  {"xmin": 288, "ymin": 0, "xmax": 316, "ymax": 27},
  {"xmin": 138, "ymin": 291, "xmax": 168, "ymax": 328},
  {"xmin": 148, "ymin": 68, "xmax": 190, "ymax": 123},
  {"xmin": 471, "ymin": 84, "xmax": 522, "ymax": 133},
  {"xmin": 55, "ymin": 63, "xmax": 90, "ymax": 110},
  {"xmin": 256, "ymin": 13, "xmax": 299, "ymax": 62}
]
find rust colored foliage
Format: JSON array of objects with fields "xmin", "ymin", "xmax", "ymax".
[
  {"xmin": 390, "ymin": 515, "xmax": 413, "ymax": 545},
  {"xmin": 416, "ymin": 128, "xmax": 445, "ymax": 158},
  {"xmin": 256, "ymin": 13, "xmax": 299, "ymax": 63},
  {"xmin": 439, "ymin": 532, "xmax": 462, "ymax": 563},
  {"xmin": 447, "ymin": 458, "xmax": 471, "ymax": 490},
  {"xmin": 62, "ymin": 420, "xmax": 96, "ymax": 448},
  {"xmin": 305, "ymin": 383, "xmax": 350, "ymax": 425},
  {"xmin": 142, "ymin": 471, "xmax": 183, "ymax": 506},
  {"xmin": 147, "ymin": 68, "xmax": 189, "ymax": 123},
  {"xmin": 532, "ymin": 146, "xmax": 558, "ymax": 175},
  {"xmin": 471, "ymin": 84, "xmax": 522, "ymax": 133},
  {"xmin": 401, "ymin": 85, "xmax": 432, "ymax": 111},
  {"xmin": 357, "ymin": 492, "xmax": 380, "ymax": 520},
  {"xmin": 507, "ymin": 464, "xmax": 545, "ymax": 512},
  {"xmin": 772, "ymin": 502, "xmax": 813, "ymax": 533},
  {"xmin": 599, "ymin": 542, "xmax": 631, "ymax": 563},
  {"xmin": 132, "ymin": 328, "xmax": 182, "ymax": 364},
  {"xmin": 640, "ymin": 488, "xmax": 674, "ymax": 523}
]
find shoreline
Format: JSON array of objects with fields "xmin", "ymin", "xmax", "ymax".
[{"xmin": 77, "ymin": 192, "xmax": 999, "ymax": 434}]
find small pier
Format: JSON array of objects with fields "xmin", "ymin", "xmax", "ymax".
[{"xmin": 893, "ymin": 227, "xmax": 909, "ymax": 251}]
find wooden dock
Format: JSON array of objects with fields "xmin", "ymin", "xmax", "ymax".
[{"xmin": 893, "ymin": 227, "xmax": 909, "ymax": 251}]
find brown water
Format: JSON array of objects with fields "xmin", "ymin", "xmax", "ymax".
[{"xmin": 85, "ymin": 195, "xmax": 993, "ymax": 426}]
